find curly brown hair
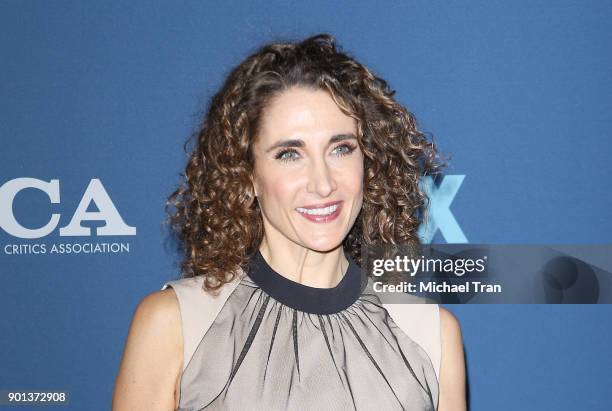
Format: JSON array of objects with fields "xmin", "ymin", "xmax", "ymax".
[{"xmin": 164, "ymin": 33, "xmax": 446, "ymax": 292}]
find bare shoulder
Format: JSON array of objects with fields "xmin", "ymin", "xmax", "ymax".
[
  {"xmin": 439, "ymin": 306, "xmax": 462, "ymax": 339},
  {"xmin": 112, "ymin": 288, "xmax": 183, "ymax": 411},
  {"xmin": 437, "ymin": 307, "xmax": 467, "ymax": 411},
  {"xmin": 138, "ymin": 288, "xmax": 182, "ymax": 322},
  {"xmin": 127, "ymin": 288, "xmax": 183, "ymax": 350}
]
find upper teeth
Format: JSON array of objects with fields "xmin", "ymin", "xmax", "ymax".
[{"xmin": 296, "ymin": 204, "xmax": 339, "ymax": 215}]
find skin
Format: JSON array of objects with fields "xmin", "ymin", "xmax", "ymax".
[
  {"xmin": 112, "ymin": 288, "xmax": 183, "ymax": 410},
  {"xmin": 438, "ymin": 308, "xmax": 467, "ymax": 411},
  {"xmin": 112, "ymin": 86, "xmax": 466, "ymax": 410},
  {"xmin": 250, "ymin": 86, "xmax": 364, "ymax": 287}
]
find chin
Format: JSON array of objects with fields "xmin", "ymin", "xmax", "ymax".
[{"xmin": 301, "ymin": 237, "xmax": 343, "ymax": 253}]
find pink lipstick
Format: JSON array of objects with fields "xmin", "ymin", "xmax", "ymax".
[{"xmin": 295, "ymin": 201, "xmax": 343, "ymax": 223}]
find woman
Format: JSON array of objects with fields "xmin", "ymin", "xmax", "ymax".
[{"xmin": 113, "ymin": 33, "xmax": 466, "ymax": 410}]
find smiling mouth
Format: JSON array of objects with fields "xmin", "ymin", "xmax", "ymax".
[
  {"xmin": 295, "ymin": 201, "xmax": 343, "ymax": 222},
  {"xmin": 296, "ymin": 204, "xmax": 338, "ymax": 215}
]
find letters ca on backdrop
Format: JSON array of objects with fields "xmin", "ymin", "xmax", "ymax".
[{"xmin": 0, "ymin": 178, "xmax": 136, "ymax": 239}]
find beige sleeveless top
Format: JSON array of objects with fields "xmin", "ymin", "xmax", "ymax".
[{"xmin": 161, "ymin": 250, "xmax": 441, "ymax": 411}]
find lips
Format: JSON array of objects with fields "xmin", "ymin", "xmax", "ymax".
[
  {"xmin": 297, "ymin": 200, "xmax": 342, "ymax": 209},
  {"xmin": 295, "ymin": 201, "xmax": 343, "ymax": 223}
]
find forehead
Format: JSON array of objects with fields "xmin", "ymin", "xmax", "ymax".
[{"xmin": 257, "ymin": 87, "xmax": 356, "ymax": 142}]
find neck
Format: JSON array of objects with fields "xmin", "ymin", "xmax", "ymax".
[{"xmin": 258, "ymin": 237, "xmax": 348, "ymax": 289}]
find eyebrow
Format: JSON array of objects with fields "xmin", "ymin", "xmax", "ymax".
[{"xmin": 265, "ymin": 133, "xmax": 357, "ymax": 153}]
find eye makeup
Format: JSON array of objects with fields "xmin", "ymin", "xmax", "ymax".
[{"xmin": 274, "ymin": 143, "xmax": 357, "ymax": 163}]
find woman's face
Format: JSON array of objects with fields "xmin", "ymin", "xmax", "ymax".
[{"xmin": 251, "ymin": 86, "xmax": 364, "ymax": 253}]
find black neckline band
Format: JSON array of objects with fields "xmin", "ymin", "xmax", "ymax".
[{"xmin": 247, "ymin": 249, "xmax": 366, "ymax": 315}]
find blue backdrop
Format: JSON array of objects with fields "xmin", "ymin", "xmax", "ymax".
[{"xmin": 1, "ymin": 1, "xmax": 611, "ymax": 410}]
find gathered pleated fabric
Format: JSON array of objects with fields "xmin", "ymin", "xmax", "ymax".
[{"xmin": 173, "ymin": 250, "xmax": 439, "ymax": 411}]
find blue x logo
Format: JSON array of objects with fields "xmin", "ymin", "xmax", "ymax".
[{"xmin": 417, "ymin": 175, "xmax": 467, "ymax": 244}]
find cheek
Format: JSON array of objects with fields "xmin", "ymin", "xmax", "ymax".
[
  {"xmin": 259, "ymin": 172, "xmax": 299, "ymax": 207},
  {"xmin": 343, "ymin": 161, "xmax": 364, "ymax": 196}
]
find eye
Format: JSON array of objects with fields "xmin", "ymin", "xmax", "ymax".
[
  {"xmin": 275, "ymin": 148, "xmax": 300, "ymax": 163},
  {"xmin": 274, "ymin": 143, "xmax": 357, "ymax": 164},
  {"xmin": 333, "ymin": 143, "xmax": 357, "ymax": 157}
]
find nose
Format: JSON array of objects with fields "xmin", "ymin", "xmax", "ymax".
[{"xmin": 306, "ymin": 156, "xmax": 337, "ymax": 197}]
